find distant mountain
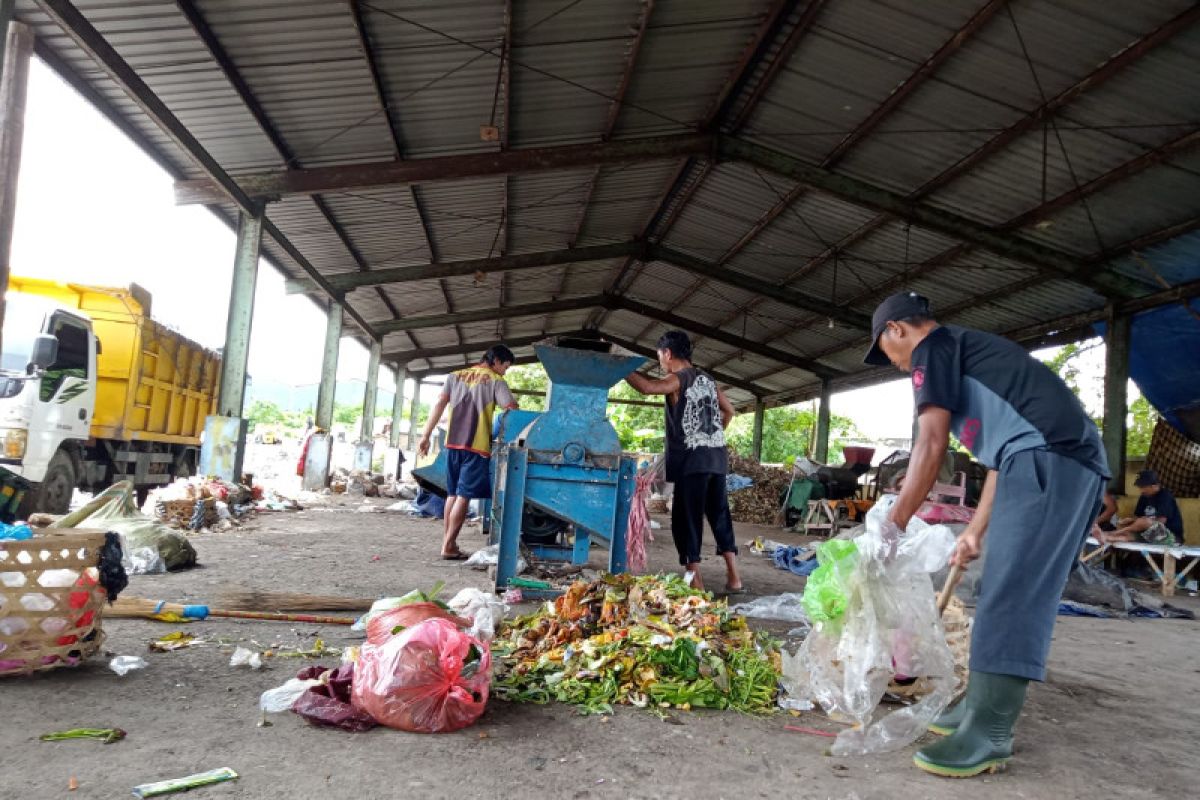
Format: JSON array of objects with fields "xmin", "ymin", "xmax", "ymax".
[{"xmin": 246, "ymin": 377, "xmax": 396, "ymax": 413}]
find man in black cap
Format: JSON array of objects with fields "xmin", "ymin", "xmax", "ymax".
[
  {"xmin": 1100, "ymin": 469, "xmax": 1183, "ymax": 545},
  {"xmin": 864, "ymin": 291, "xmax": 1108, "ymax": 778}
]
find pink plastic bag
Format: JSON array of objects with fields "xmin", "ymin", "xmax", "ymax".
[{"xmin": 352, "ymin": 618, "xmax": 490, "ymax": 733}]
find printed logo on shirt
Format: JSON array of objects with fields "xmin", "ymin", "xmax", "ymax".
[
  {"xmin": 682, "ymin": 374, "xmax": 726, "ymax": 450},
  {"xmin": 960, "ymin": 417, "xmax": 981, "ymax": 450},
  {"xmin": 911, "ymin": 367, "xmax": 925, "ymax": 389},
  {"xmin": 1144, "ymin": 505, "xmax": 1157, "ymax": 517}
]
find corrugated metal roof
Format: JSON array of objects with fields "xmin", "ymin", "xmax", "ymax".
[{"xmin": 13, "ymin": 0, "xmax": 1200, "ymax": 405}]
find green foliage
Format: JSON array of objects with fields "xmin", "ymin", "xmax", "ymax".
[
  {"xmin": 245, "ymin": 400, "xmax": 286, "ymax": 427},
  {"xmin": 1041, "ymin": 340, "xmax": 1157, "ymax": 457},
  {"xmin": 726, "ymin": 404, "xmax": 862, "ymax": 465},
  {"xmin": 1127, "ymin": 395, "xmax": 1157, "ymax": 457},
  {"xmin": 609, "ymin": 381, "xmax": 665, "ymax": 453},
  {"xmin": 333, "ymin": 402, "xmax": 360, "ymax": 426},
  {"xmin": 503, "ymin": 365, "xmax": 548, "ymax": 412}
]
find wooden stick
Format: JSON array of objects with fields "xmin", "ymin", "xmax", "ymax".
[
  {"xmin": 108, "ymin": 596, "xmax": 357, "ymax": 625},
  {"xmin": 937, "ymin": 564, "xmax": 963, "ymax": 615}
]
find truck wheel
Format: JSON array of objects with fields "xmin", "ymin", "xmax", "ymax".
[{"xmin": 21, "ymin": 449, "xmax": 77, "ymax": 517}]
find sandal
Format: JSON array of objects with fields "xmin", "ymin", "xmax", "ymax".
[
  {"xmin": 722, "ymin": 585, "xmax": 748, "ymax": 596},
  {"xmin": 440, "ymin": 551, "xmax": 469, "ymax": 561}
]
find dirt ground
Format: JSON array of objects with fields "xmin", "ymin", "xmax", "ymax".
[{"xmin": 2, "ymin": 496, "xmax": 1197, "ymax": 800}]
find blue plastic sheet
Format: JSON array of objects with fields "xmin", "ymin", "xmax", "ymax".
[
  {"xmin": 726, "ymin": 474, "xmax": 753, "ymax": 493},
  {"xmin": 772, "ymin": 545, "xmax": 820, "ymax": 577}
]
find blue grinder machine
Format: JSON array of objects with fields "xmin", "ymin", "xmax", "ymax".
[{"xmin": 413, "ymin": 340, "xmax": 647, "ymax": 594}]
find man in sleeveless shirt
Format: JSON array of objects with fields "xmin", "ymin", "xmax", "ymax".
[
  {"xmin": 865, "ymin": 292, "xmax": 1107, "ymax": 778},
  {"xmin": 625, "ymin": 331, "xmax": 745, "ymax": 594}
]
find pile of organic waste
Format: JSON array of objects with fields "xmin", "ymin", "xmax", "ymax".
[{"xmin": 492, "ymin": 574, "xmax": 780, "ymax": 715}]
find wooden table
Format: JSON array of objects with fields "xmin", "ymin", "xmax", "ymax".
[{"xmin": 1083, "ymin": 537, "xmax": 1200, "ymax": 597}]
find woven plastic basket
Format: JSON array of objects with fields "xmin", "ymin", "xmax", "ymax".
[{"xmin": 0, "ymin": 528, "xmax": 109, "ymax": 677}]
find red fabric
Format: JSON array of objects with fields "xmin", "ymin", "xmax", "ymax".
[
  {"xmin": 352, "ymin": 618, "xmax": 490, "ymax": 733},
  {"xmin": 292, "ymin": 664, "xmax": 376, "ymax": 732},
  {"xmin": 296, "ymin": 432, "xmax": 313, "ymax": 477}
]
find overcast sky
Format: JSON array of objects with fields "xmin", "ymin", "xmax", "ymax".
[{"xmin": 9, "ymin": 59, "xmax": 1113, "ymax": 440}]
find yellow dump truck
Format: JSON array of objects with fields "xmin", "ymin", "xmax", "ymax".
[{"xmin": 0, "ymin": 277, "xmax": 220, "ymax": 513}]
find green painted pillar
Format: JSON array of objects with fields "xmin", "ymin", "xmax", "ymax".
[
  {"xmin": 216, "ymin": 207, "xmax": 263, "ymax": 417},
  {"xmin": 389, "ymin": 364, "xmax": 407, "ymax": 449},
  {"xmin": 751, "ymin": 400, "xmax": 765, "ymax": 462},
  {"xmin": 1103, "ymin": 308, "xmax": 1131, "ymax": 494},
  {"xmin": 815, "ymin": 378, "xmax": 832, "ymax": 463},
  {"xmin": 406, "ymin": 383, "xmax": 421, "ymax": 451},
  {"xmin": 314, "ymin": 304, "xmax": 342, "ymax": 431},
  {"xmin": 0, "ymin": 11, "xmax": 33, "ymax": 353}
]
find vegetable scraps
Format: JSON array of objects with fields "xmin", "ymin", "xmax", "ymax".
[{"xmin": 492, "ymin": 574, "xmax": 780, "ymax": 715}]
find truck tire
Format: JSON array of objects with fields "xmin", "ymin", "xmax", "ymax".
[{"xmin": 21, "ymin": 449, "xmax": 77, "ymax": 517}]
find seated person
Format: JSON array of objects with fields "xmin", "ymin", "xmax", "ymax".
[
  {"xmin": 1099, "ymin": 470, "xmax": 1184, "ymax": 546},
  {"xmin": 1090, "ymin": 490, "xmax": 1118, "ymax": 536}
]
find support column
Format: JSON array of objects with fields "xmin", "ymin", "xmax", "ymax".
[
  {"xmin": 354, "ymin": 340, "xmax": 381, "ymax": 471},
  {"xmin": 406, "ymin": 384, "xmax": 421, "ymax": 452},
  {"xmin": 0, "ymin": 13, "xmax": 33, "ymax": 352},
  {"xmin": 302, "ymin": 304, "xmax": 342, "ymax": 490},
  {"xmin": 1103, "ymin": 308, "xmax": 1131, "ymax": 495},
  {"xmin": 751, "ymin": 400, "xmax": 765, "ymax": 462},
  {"xmin": 386, "ymin": 364, "xmax": 407, "ymax": 479},
  {"xmin": 815, "ymin": 378, "xmax": 832, "ymax": 464},
  {"xmin": 201, "ymin": 207, "xmax": 263, "ymax": 481}
]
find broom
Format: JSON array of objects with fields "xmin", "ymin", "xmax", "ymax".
[
  {"xmin": 108, "ymin": 596, "xmax": 357, "ymax": 625},
  {"xmin": 218, "ymin": 590, "xmax": 376, "ymax": 612}
]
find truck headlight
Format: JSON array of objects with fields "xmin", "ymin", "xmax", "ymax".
[{"xmin": 2, "ymin": 428, "xmax": 27, "ymax": 459}]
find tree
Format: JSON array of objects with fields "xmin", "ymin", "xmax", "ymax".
[
  {"xmin": 502, "ymin": 364, "xmax": 548, "ymax": 412},
  {"xmin": 726, "ymin": 404, "xmax": 862, "ymax": 466},
  {"xmin": 245, "ymin": 400, "xmax": 285, "ymax": 426},
  {"xmin": 1041, "ymin": 340, "xmax": 1158, "ymax": 457},
  {"xmin": 333, "ymin": 402, "xmax": 360, "ymax": 426}
]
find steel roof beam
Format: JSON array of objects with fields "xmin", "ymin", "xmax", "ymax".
[
  {"xmin": 285, "ymin": 242, "xmax": 643, "ymax": 294},
  {"xmin": 385, "ymin": 329, "xmax": 589, "ymax": 366},
  {"xmin": 175, "ymin": 133, "xmax": 715, "ymax": 205},
  {"xmin": 175, "ymin": 0, "xmax": 412, "ymax": 343},
  {"xmin": 409, "ymin": 353, "xmax": 541, "ymax": 381},
  {"xmin": 600, "ymin": 334, "xmax": 763, "ymax": 397},
  {"xmin": 612, "ymin": 296, "xmax": 842, "ymax": 379},
  {"xmin": 371, "ymin": 295, "xmax": 608, "ymax": 335},
  {"xmin": 34, "ymin": 0, "xmax": 377, "ymax": 341}
]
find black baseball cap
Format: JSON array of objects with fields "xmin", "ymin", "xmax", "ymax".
[
  {"xmin": 863, "ymin": 291, "xmax": 932, "ymax": 366},
  {"xmin": 1134, "ymin": 469, "xmax": 1160, "ymax": 487}
]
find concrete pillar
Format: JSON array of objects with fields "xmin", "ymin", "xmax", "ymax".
[
  {"xmin": 1103, "ymin": 308, "xmax": 1131, "ymax": 494},
  {"xmin": 751, "ymin": 400, "xmax": 765, "ymax": 462},
  {"xmin": 354, "ymin": 340, "xmax": 382, "ymax": 471},
  {"xmin": 303, "ymin": 304, "xmax": 342, "ymax": 490},
  {"xmin": 0, "ymin": 14, "xmax": 33, "ymax": 352},
  {"xmin": 201, "ymin": 207, "xmax": 262, "ymax": 481},
  {"xmin": 314, "ymin": 305, "xmax": 342, "ymax": 431},
  {"xmin": 389, "ymin": 365, "xmax": 407, "ymax": 449},
  {"xmin": 216, "ymin": 207, "xmax": 263, "ymax": 417},
  {"xmin": 815, "ymin": 378, "xmax": 832, "ymax": 463},
  {"xmin": 406, "ymin": 383, "xmax": 421, "ymax": 452}
]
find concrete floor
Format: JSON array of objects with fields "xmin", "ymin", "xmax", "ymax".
[{"xmin": 1, "ymin": 494, "xmax": 1196, "ymax": 799}]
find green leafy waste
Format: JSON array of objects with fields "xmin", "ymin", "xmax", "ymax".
[{"xmin": 491, "ymin": 574, "xmax": 780, "ymax": 715}]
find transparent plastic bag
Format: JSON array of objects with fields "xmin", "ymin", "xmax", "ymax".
[
  {"xmin": 801, "ymin": 540, "xmax": 858, "ymax": 625},
  {"xmin": 260, "ymin": 677, "xmax": 322, "ymax": 713},
  {"xmin": 352, "ymin": 618, "xmax": 490, "ymax": 733},
  {"xmin": 730, "ymin": 593, "xmax": 808, "ymax": 623},
  {"xmin": 781, "ymin": 495, "xmax": 958, "ymax": 756}
]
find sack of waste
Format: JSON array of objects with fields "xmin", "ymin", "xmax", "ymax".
[
  {"xmin": 69, "ymin": 481, "xmax": 196, "ymax": 573},
  {"xmin": 352, "ymin": 617, "xmax": 491, "ymax": 733},
  {"xmin": 780, "ymin": 494, "xmax": 958, "ymax": 756}
]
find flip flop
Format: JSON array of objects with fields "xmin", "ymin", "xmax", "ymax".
[
  {"xmin": 440, "ymin": 551, "xmax": 469, "ymax": 561},
  {"xmin": 723, "ymin": 585, "xmax": 748, "ymax": 596}
]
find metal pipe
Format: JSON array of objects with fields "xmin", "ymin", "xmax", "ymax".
[
  {"xmin": 752, "ymin": 400, "xmax": 765, "ymax": 462},
  {"xmin": 815, "ymin": 379, "xmax": 832, "ymax": 463},
  {"xmin": 0, "ymin": 13, "xmax": 32, "ymax": 355},
  {"xmin": 1102, "ymin": 308, "xmax": 1130, "ymax": 495}
]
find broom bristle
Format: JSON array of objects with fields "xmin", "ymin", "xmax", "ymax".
[
  {"xmin": 217, "ymin": 590, "xmax": 375, "ymax": 612},
  {"xmin": 108, "ymin": 596, "xmax": 179, "ymax": 617}
]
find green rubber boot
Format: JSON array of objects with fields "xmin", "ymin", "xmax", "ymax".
[
  {"xmin": 914, "ymin": 671, "xmax": 1029, "ymax": 778},
  {"xmin": 927, "ymin": 698, "xmax": 966, "ymax": 736}
]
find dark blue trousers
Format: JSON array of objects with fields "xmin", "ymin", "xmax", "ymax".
[{"xmin": 971, "ymin": 448, "xmax": 1105, "ymax": 681}]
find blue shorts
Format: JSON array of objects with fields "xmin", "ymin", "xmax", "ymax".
[{"xmin": 445, "ymin": 449, "xmax": 492, "ymax": 499}]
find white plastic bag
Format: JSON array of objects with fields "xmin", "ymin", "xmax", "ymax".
[
  {"xmin": 229, "ymin": 647, "xmax": 263, "ymax": 669},
  {"xmin": 109, "ymin": 656, "xmax": 148, "ymax": 676},
  {"xmin": 463, "ymin": 543, "xmax": 527, "ymax": 574},
  {"xmin": 446, "ymin": 587, "xmax": 508, "ymax": 642},
  {"xmin": 259, "ymin": 677, "xmax": 321, "ymax": 713},
  {"xmin": 781, "ymin": 495, "xmax": 958, "ymax": 756}
]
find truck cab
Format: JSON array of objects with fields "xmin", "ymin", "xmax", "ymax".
[{"xmin": 0, "ymin": 296, "xmax": 96, "ymax": 513}]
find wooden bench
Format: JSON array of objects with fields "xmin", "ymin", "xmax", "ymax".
[{"xmin": 1082, "ymin": 537, "xmax": 1200, "ymax": 597}]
